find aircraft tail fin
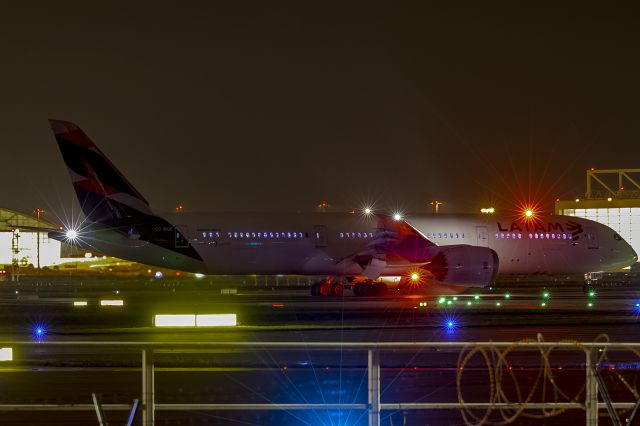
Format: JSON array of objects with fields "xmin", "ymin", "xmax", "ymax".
[{"xmin": 49, "ymin": 119, "xmax": 153, "ymax": 224}]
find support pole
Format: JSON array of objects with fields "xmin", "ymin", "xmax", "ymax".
[
  {"xmin": 92, "ymin": 393, "xmax": 106, "ymax": 426},
  {"xmin": 142, "ymin": 349, "xmax": 154, "ymax": 425},
  {"xmin": 368, "ymin": 349, "xmax": 380, "ymax": 426},
  {"xmin": 586, "ymin": 350, "xmax": 598, "ymax": 425}
]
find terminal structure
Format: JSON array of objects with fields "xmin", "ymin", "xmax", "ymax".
[
  {"xmin": 0, "ymin": 208, "xmax": 93, "ymax": 277},
  {"xmin": 555, "ymin": 169, "xmax": 640, "ymax": 260}
]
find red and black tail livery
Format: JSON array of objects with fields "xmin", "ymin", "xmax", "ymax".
[
  {"xmin": 50, "ymin": 119, "xmax": 152, "ymax": 224},
  {"xmin": 49, "ymin": 119, "xmax": 203, "ymax": 263}
]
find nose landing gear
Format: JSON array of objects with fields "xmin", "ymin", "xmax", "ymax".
[{"xmin": 583, "ymin": 272, "xmax": 602, "ymax": 294}]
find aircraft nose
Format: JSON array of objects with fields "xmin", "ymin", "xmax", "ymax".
[
  {"xmin": 617, "ymin": 239, "xmax": 638, "ymax": 269},
  {"xmin": 628, "ymin": 243, "xmax": 638, "ymax": 265}
]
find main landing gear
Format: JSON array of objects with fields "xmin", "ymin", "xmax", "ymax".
[
  {"xmin": 311, "ymin": 278, "xmax": 344, "ymax": 296},
  {"xmin": 310, "ymin": 278, "xmax": 388, "ymax": 297},
  {"xmin": 352, "ymin": 280, "xmax": 388, "ymax": 297}
]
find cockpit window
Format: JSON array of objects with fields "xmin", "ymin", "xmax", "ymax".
[{"xmin": 614, "ymin": 233, "xmax": 623, "ymax": 241}]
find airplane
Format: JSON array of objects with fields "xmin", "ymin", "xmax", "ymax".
[
  {"xmin": 46, "ymin": 120, "xmax": 637, "ymax": 297},
  {"xmin": 405, "ymin": 213, "xmax": 637, "ymax": 292},
  {"xmin": 46, "ymin": 119, "xmax": 499, "ymax": 297}
]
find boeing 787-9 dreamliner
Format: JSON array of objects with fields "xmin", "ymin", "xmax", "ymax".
[{"xmin": 46, "ymin": 120, "xmax": 637, "ymax": 296}]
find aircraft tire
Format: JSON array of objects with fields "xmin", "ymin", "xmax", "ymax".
[
  {"xmin": 318, "ymin": 282, "xmax": 332, "ymax": 296},
  {"xmin": 374, "ymin": 282, "xmax": 388, "ymax": 296},
  {"xmin": 361, "ymin": 284, "xmax": 377, "ymax": 297},
  {"xmin": 311, "ymin": 283, "xmax": 320, "ymax": 296},
  {"xmin": 331, "ymin": 283, "xmax": 345, "ymax": 296}
]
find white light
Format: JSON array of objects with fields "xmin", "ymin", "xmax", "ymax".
[
  {"xmin": 194, "ymin": 273, "xmax": 205, "ymax": 278},
  {"xmin": 100, "ymin": 299, "xmax": 124, "ymax": 306},
  {"xmin": 410, "ymin": 272, "xmax": 419, "ymax": 281},
  {"xmin": 65, "ymin": 229, "xmax": 78, "ymax": 240},
  {"xmin": 155, "ymin": 314, "xmax": 196, "ymax": 327},
  {"xmin": 364, "ymin": 207, "xmax": 372, "ymax": 215},
  {"xmin": 0, "ymin": 348, "xmax": 12, "ymax": 362},
  {"xmin": 393, "ymin": 213, "xmax": 402, "ymax": 221},
  {"xmin": 73, "ymin": 301, "xmax": 88, "ymax": 307},
  {"xmin": 196, "ymin": 314, "xmax": 237, "ymax": 327}
]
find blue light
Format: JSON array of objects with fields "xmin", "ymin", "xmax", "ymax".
[
  {"xmin": 155, "ymin": 271, "xmax": 163, "ymax": 279},
  {"xmin": 447, "ymin": 320, "xmax": 455, "ymax": 328},
  {"xmin": 32, "ymin": 324, "xmax": 47, "ymax": 341}
]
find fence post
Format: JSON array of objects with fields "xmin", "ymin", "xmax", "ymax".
[
  {"xmin": 368, "ymin": 349, "xmax": 380, "ymax": 426},
  {"xmin": 142, "ymin": 348, "xmax": 155, "ymax": 425},
  {"xmin": 585, "ymin": 349, "xmax": 598, "ymax": 425}
]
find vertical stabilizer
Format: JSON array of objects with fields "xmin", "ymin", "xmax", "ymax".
[{"xmin": 49, "ymin": 119, "xmax": 153, "ymax": 224}]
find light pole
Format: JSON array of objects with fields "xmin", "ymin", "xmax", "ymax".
[
  {"xmin": 430, "ymin": 200, "xmax": 443, "ymax": 214},
  {"xmin": 34, "ymin": 208, "xmax": 44, "ymax": 269}
]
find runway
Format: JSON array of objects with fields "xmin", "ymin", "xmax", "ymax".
[{"xmin": 1, "ymin": 275, "xmax": 640, "ymax": 425}]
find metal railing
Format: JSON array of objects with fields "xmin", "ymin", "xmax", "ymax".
[{"xmin": 1, "ymin": 340, "xmax": 640, "ymax": 425}]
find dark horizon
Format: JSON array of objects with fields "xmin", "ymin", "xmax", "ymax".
[{"xmin": 2, "ymin": 2, "xmax": 639, "ymax": 221}]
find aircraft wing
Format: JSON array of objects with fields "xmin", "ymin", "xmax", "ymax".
[{"xmin": 336, "ymin": 215, "xmax": 437, "ymax": 279}]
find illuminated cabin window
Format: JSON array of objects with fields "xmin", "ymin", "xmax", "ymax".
[{"xmin": 339, "ymin": 231, "xmax": 375, "ymax": 239}]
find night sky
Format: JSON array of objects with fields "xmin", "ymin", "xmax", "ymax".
[{"xmin": 2, "ymin": 2, "xmax": 639, "ymax": 221}]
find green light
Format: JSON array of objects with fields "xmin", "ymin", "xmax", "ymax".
[
  {"xmin": 588, "ymin": 291, "xmax": 595, "ymax": 297},
  {"xmin": 504, "ymin": 293, "xmax": 510, "ymax": 299},
  {"xmin": 543, "ymin": 292, "xmax": 550, "ymax": 298},
  {"xmin": 446, "ymin": 300, "xmax": 452, "ymax": 305},
  {"xmin": 438, "ymin": 297, "xmax": 446, "ymax": 304},
  {"xmin": 474, "ymin": 295, "xmax": 480, "ymax": 300},
  {"xmin": 588, "ymin": 302, "xmax": 593, "ymax": 307},
  {"xmin": 467, "ymin": 301, "xmax": 472, "ymax": 306},
  {"xmin": 496, "ymin": 302, "xmax": 501, "ymax": 307},
  {"xmin": 452, "ymin": 296, "xmax": 458, "ymax": 301}
]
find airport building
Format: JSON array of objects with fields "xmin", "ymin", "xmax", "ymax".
[
  {"xmin": 0, "ymin": 207, "xmax": 83, "ymax": 269},
  {"xmin": 555, "ymin": 169, "xmax": 640, "ymax": 258}
]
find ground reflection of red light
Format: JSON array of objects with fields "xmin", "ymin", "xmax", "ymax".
[{"xmin": 272, "ymin": 303, "xmax": 285, "ymax": 308}]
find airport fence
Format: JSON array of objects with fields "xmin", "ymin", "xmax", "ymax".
[{"xmin": 1, "ymin": 339, "xmax": 640, "ymax": 425}]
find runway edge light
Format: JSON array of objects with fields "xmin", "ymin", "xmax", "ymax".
[
  {"xmin": 0, "ymin": 348, "xmax": 13, "ymax": 361},
  {"xmin": 196, "ymin": 314, "xmax": 237, "ymax": 327}
]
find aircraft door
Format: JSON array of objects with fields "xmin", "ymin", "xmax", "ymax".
[
  {"xmin": 175, "ymin": 226, "xmax": 189, "ymax": 248},
  {"xmin": 585, "ymin": 227, "xmax": 599, "ymax": 249},
  {"xmin": 314, "ymin": 225, "xmax": 328, "ymax": 248},
  {"xmin": 476, "ymin": 226, "xmax": 488, "ymax": 247}
]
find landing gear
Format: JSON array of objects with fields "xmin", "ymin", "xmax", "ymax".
[
  {"xmin": 310, "ymin": 278, "xmax": 344, "ymax": 297},
  {"xmin": 310, "ymin": 278, "xmax": 387, "ymax": 297},
  {"xmin": 583, "ymin": 272, "xmax": 602, "ymax": 294},
  {"xmin": 353, "ymin": 280, "xmax": 387, "ymax": 297},
  {"xmin": 331, "ymin": 283, "xmax": 345, "ymax": 296}
]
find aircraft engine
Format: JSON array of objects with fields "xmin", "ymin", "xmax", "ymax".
[{"xmin": 422, "ymin": 244, "xmax": 499, "ymax": 287}]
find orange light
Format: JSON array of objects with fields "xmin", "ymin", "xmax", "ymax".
[{"xmin": 411, "ymin": 272, "xmax": 420, "ymax": 282}]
